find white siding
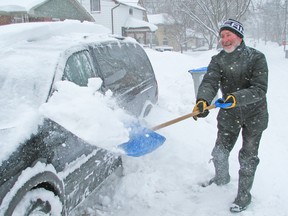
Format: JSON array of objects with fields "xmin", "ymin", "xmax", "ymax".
[
  {"xmin": 78, "ymin": 0, "xmax": 145, "ymax": 36},
  {"xmin": 92, "ymin": 1, "xmax": 115, "ymax": 32},
  {"xmin": 78, "ymin": 0, "xmax": 113, "ymax": 32},
  {"xmin": 113, "ymin": 5, "xmax": 144, "ymax": 35}
]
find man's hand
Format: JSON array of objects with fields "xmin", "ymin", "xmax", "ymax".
[
  {"xmin": 192, "ymin": 100, "xmax": 209, "ymax": 120},
  {"xmin": 215, "ymin": 95, "xmax": 236, "ymax": 109}
]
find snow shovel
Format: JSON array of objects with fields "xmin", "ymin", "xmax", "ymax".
[{"xmin": 118, "ymin": 104, "xmax": 216, "ymax": 157}]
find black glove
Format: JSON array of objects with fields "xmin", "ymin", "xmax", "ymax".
[{"xmin": 192, "ymin": 99, "xmax": 209, "ymax": 120}]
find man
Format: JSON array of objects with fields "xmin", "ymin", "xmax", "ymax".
[{"xmin": 192, "ymin": 19, "xmax": 268, "ymax": 213}]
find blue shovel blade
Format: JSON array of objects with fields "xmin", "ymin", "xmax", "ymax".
[{"xmin": 118, "ymin": 125, "xmax": 166, "ymax": 157}]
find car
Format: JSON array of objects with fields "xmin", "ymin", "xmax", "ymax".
[
  {"xmin": 0, "ymin": 20, "xmax": 158, "ymax": 215},
  {"xmin": 154, "ymin": 46, "xmax": 173, "ymax": 52}
]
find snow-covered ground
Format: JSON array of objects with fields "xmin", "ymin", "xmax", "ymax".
[
  {"xmin": 1, "ymin": 20, "xmax": 287, "ymax": 215},
  {"xmin": 71, "ymin": 41, "xmax": 288, "ymax": 216}
]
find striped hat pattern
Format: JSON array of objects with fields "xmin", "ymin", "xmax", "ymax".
[{"xmin": 220, "ymin": 19, "xmax": 244, "ymax": 38}]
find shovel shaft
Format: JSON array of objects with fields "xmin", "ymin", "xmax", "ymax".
[{"xmin": 151, "ymin": 104, "xmax": 216, "ymax": 131}]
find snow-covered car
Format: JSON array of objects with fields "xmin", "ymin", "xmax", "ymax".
[{"xmin": 0, "ymin": 21, "xmax": 158, "ymax": 215}]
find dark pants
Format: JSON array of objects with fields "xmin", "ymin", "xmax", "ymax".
[{"xmin": 212, "ymin": 108, "xmax": 267, "ymax": 198}]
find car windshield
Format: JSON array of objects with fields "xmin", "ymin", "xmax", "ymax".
[{"xmin": 0, "ymin": 42, "xmax": 57, "ymax": 127}]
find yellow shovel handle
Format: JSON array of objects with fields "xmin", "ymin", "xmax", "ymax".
[{"xmin": 151, "ymin": 104, "xmax": 216, "ymax": 131}]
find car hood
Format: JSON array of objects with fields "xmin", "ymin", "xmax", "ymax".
[
  {"xmin": 0, "ymin": 34, "xmax": 57, "ymax": 165},
  {"xmin": 0, "ymin": 99, "xmax": 43, "ymax": 165},
  {"xmin": 0, "ymin": 45, "xmax": 54, "ymax": 165}
]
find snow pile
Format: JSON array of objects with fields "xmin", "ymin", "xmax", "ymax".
[{"xmin": 40, "ymin": 78, "xmax": 132, "ymax": 151}]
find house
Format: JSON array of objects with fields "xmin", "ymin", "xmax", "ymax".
[
  {"xmin": 148, "ymin": 13, "xmax": 178, "ymax": 51},
  {"xmin": 148, "ymin": 13, "xmax": 207, "ymax": 52},
  {"xmin": 0, "ymin": 0, "xmax": 157, "ymax": 46},
  {"xmin": 185, "ymin": 28, "xmax": 207, "ymax": 51},
  {"xmin": 0, "ymin": 0, "xmax": 94, "ymax": 26},
  {"xmin": 78, "ymin": 0, "xmax": 157, "ymax": 45}
]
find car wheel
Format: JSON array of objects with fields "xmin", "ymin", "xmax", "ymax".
[{"xmin": 11, "ymin": 188, "xmax": 63, "ymax": 216}]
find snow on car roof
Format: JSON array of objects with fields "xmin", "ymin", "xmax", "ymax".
[
  {"xmin": 0, "ymin": 20, "xmax": 111, "ymax": 48},
  {"xmin": 0, "ymin": 20, "xmax": 131, "ymax": 164},
  {"xmin": 0, "ymin": 20, "xmax": 114, "ymax": 111}
]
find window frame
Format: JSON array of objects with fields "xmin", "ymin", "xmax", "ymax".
[{"xmin": 90, "ymin": 0, "xmax": 101, "ymax": 12}]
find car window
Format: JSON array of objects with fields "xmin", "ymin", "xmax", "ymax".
[
  {"xmin": 63, "ymin": 50, "xmax": 97, "ymax": 86},
  {"xmin": 92, "ymin": 42, "xmax": 154, "ymax": 94},
  {"xmin": 123, "ymin": 43, "xmax": 155, "ymax": 82}
]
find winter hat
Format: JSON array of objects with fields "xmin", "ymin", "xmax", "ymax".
[{"xmin": 219, "ymin": 19, "xmax": 244, "ymax": 38}]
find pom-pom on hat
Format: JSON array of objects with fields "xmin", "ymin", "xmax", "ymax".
[{"xmin": 220, "ymin": 19, "xmax": 244, "ymax": 38}]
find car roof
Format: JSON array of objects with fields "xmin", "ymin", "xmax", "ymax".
[
  {"xmin": 0, "ymin": 20, "xmax": 137, "ymax": 163},
  {"xmin": 0, "ymin": 20, "xmax": 116, "ymax": 119},
  {"xmin": 0, "ymin": 20, "xmax": 115, "ymax": 105},
  {"xmin": 0, "ymin": 20, "xmax": 136, "ymax": 112}
]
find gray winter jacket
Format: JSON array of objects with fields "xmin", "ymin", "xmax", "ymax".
[{"xmin": 197, "ymin": 41, "xmax": 268, "ymax": 130}]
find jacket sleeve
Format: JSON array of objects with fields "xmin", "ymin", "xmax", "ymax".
[
  {"xmin": 232, "ymin": 51, "xmax": 268, "ymax": 106},
  {"xmin": 196, "ymin": 56, "xmax": 221, "ymax": 104}
]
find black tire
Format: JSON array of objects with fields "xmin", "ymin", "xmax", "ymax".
[
  {"xmin": 3, "ymin": 170, "xmax": 65, "ymax": 216},
  {"xmin": 12, "ymin": 188, "xmax": 62, "ymax": 216}
]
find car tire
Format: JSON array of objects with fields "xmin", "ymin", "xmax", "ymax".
[
  {"xmin": 3, "ymin": 170, "xmax": 65, "ymax": 216},
  {"xmin": 11, "ymin": 188, "xmax": 63, "ymax": 216}
]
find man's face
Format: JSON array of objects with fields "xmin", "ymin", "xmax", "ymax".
[{"xmin": 220, "ymin": 30, "xmax": 243, "ymax": 53}]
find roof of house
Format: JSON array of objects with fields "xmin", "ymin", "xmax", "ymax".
[
  {"xmin": 148, "ymin": 13, "xmax": 175, "ymax": 25},
  {"xmin": 0, "ymin": 0, "xmax": 94, "ymax": 22},
  {"xmin": 0, "ymin": 0, "xmax": 48, "ymax": 12},
  {"xmin": 124, "ymin": 16, "xmax": 157, "ymax": 32}
]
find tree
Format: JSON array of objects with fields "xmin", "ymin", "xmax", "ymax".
[
  {"xmin": 247, "ymin": 0, "xmax": 287, "ymax": 46},
  {"xmin": 141, "ymin": 0, "xmax": 167, "ymax": 13},
  {"xmin": 142, "ymin": 0, "xmax": 286, "ymax": 51},
  {"xmin": 172, "ymin": 0, "xmax": 252, "ymax": 49}
]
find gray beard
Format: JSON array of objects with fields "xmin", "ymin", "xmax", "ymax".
[{"xmin": 223, "ymin": 43, "xmax": 241, "ymax": 53}]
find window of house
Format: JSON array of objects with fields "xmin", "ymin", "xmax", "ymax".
[
  {"xmin": 90, "ymin": 0, "xmax": 101, "ymax": 12},
  {"xmin": 129, "ymin": 8, "xmax": 133, "ymax": 15},
  {"xmin": 163, "ymin": 37, "xmax": 168, "ymax": 46},
  {"xmin": 12, "ymin": 14, "xmax": 29, "ymax": 23}
]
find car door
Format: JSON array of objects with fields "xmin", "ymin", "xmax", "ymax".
[
  {"xmin": 59, "ymin": 49, "xmax": 118, "ymax": 211},
  {"xmin": 43, "ymin": 119, "xmax": 121, "ymax": 213}
]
